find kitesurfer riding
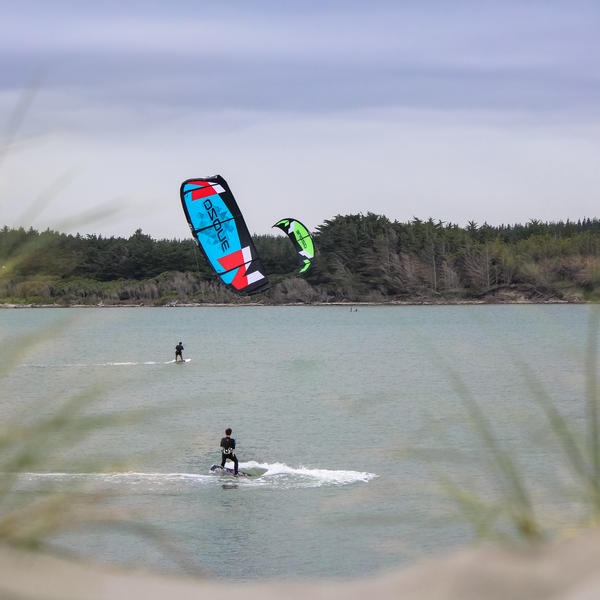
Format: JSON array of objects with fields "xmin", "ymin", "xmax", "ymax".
[
  {"xmin": 220, "ymin": 428, "xmax": 238, "ymax": 476},
  {"xmin": 175, "ymin": 341, "xmax": 184, "ymax": 362}
]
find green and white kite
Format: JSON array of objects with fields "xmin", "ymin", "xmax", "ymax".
[{"xmin": 273, "ymin": 218, "xmax": 315, "ymax": 273}]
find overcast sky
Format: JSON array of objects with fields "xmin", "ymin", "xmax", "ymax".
[{"xmin": 1, "ymin": 0, "xmax": 599, "ymax": 239}]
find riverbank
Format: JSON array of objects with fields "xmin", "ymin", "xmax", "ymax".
[
  {"xmin": 0, "ymin": 295, "xmax": 586, "ymax": 309},
  {"xmin": 2, "ymin": 530, "xmax": 600, "ymax": 600},
  {"xmin": 2, "ymin": 279, "xmax": 591, "ymax": 307},
  {"xmin": 0, "ymin": 300, "xmax": 580, "ymax": 308}
]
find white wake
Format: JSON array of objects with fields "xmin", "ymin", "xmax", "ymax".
[{"xmin": 14, "ymin": 462, "xmax": 377, "ymax": 491}]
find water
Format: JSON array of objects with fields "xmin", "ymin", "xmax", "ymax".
[{"xmin": 1, "ymin": 305, "xmax": 598, "ymax": 579}]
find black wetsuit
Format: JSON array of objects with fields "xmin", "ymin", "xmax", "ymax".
[
  {"xmin": 175, "ymin": 343, "xmax": 184, "ymax": 360},
  {"xmin": 220, "ymin": 436, "xmax": 238, "ymax": 474}
]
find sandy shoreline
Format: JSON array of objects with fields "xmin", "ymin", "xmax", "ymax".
[
  {"xmin": 0, "ymin": 299, "xmax": 583, "ymax": 309},
  {"xmin": 3, "ymin": 531, "xmax": 600, "ymax": 600}
]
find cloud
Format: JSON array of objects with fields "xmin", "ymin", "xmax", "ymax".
[
  {"xmin": 2, "ymin": 1, "xmax": 599, "ymax": 116},
  {"xmin": 2, "ymin": 107, "xmax": 599, "ymax": 239},
  {"xmin": 1, "ymin": 1, "xmax": 599, "ymax": 239}
]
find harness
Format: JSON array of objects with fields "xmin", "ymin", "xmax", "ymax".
[{"xmin": 221, "ymin": 437, "xmax": 235, "ymax": 455}]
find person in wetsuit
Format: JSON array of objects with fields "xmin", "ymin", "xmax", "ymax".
[
  {"xmin": 220, "ymin": 427, "xmax": 238, "ymax": 475},
  {"xmin": 175, "ymin": 341, "xmax": 184, "ymax": 362}
]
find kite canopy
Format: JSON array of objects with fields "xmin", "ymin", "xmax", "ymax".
[
  {"xmin": 180, "ymin": 176, "xmax": 269, "ymax": 294},
  {"xmin": 273, "ymin": 218, "xmax": 315, "ymax": 273}
]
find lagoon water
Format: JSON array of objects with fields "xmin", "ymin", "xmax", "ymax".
[{"xmin": 1, "ymin": 305, "xmax": 599, "ymax": 579}]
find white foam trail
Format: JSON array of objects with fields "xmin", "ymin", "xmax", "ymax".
[
  {"xmin": 104, "ymin": 362, "xmax": 138, "ymax": 366},
  {"xmin": 239, "ymin": 461, "xmax": 377, "ymax": 486},
  {"xmin": 13, "ymin": 463, "xmax": 377, "ymax": 491},
  {"xmin": 14, "ymin": 472, "xmax": 212, "ymax": 493},
  {"xmin": 20, "ymin": 359, "xmax": 191, "ymax": 368},
  {"xmin": 18, "ymin": 471, "xmax": 210, "ymax": 483}
]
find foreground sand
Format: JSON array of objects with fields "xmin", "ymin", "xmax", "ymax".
[{"xmin": 2, "ymin": 531, "xmax": 600, "ymax": 600}]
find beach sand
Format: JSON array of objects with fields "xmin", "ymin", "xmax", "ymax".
[{"xmin": 2, "ymin": 531, "xmax": 600, "ymax": 600}]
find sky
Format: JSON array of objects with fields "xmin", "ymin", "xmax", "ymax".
[{"xmin": 1, "ymin": 0, "xmax": 599, "ymax": 239}]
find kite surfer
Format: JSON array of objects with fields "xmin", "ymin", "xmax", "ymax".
[
  {"xmin": 175, "ymin": 341, "xmax": 184, "ymax": 362},
  {"xmin": 220, "ymin": 428, "xmax": 238, "ymax": 476}
]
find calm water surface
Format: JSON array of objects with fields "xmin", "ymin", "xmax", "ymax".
[{"xmin": 1, "ymin": 305, "xmax": 598, "ymax": 579}]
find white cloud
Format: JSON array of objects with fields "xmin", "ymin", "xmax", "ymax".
[
  {"xmin": 1, "ymin": 1, "xmax": 598, "ymax": 239},
  {"xmin": 2, "ymin": 107, "xmax": 598, "ymax": 239}
]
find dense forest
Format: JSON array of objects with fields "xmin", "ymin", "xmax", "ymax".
[{"xmin": 1, "ymin": 215, "xmax": 599, "ymax": 305}]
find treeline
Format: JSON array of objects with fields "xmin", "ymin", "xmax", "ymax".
[
  {"xmin": 1, "ymin": 216, "xmax": 599, "ymax": 305},
  {"xmin": 307, "ymin": 215, "xmax": 600, "ymax": 302}
]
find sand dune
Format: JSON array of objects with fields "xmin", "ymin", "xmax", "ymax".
[{"xmin": 2, "ymin": 531, "xmax": 600, "ymax": 600}]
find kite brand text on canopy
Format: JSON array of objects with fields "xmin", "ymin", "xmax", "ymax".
[{"xmin": 204, "ymin": 198, "xmax": 230, "ymax": 252}]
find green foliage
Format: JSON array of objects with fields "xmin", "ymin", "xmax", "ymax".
[{"xmin": 1, "ymin": 216, "xmax": 599, "ymax": 304}]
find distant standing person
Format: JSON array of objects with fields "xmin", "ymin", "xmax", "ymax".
[
  {"xmin": 220, "ymin": 428, "xmax": 238, "ymax": 476},
  {"xmin": 175, "ymin": 341, "xmax": 184, "ymax": 362}
]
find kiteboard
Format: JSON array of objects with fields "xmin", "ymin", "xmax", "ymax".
[
  {"xmin": 170, "ymin": 358, "xmax": 191, "ymax": 364},
  {"xmin": 210, "ymin": 464, "xmax": 268, "ymax": 478},
  {"xmin": 210, "ymin": 464, "xmax": 251, "ymax": 477}
]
